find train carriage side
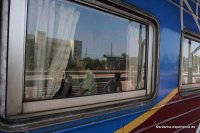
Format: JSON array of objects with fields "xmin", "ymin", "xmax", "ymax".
[{"xmin": 0, "ymin": 0, "xmax": 200, "ymax": 133}]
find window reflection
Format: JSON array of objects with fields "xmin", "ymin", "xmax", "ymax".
[
  {"xmin": 182, "ymin": 38, "xmax": 200, "ymax": 85},
  {"xmin": 25, "ymin": 0, "xmax": 147, "ymax": 101}
]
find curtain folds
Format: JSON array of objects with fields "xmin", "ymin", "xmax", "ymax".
[
  {"xmin": 127, "ymin": 22, "xmax": 146, "ymax": 90},
  {"xmin": 27, "ymin": 0, "xmax": 80, "ymax": 99}
]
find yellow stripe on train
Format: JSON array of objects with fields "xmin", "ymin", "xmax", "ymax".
[{"xmin": 115, "ymin": 88, "xmax": 178, "ymax": 133}]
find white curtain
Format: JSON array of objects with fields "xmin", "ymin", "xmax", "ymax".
[
  {"xmin": 126, "ymin": 22, "xmax": 140, "ymax": 90},
  {"xmin": 127, "ymin": 22, "xmax": 146, "ymax": 90},
  {"xmin": 27, "ymin": 0, "xmax": 80, "ymax": 99}
]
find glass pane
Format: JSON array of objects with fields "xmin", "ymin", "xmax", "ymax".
[
  {"xmin": 182, "ymin": 38, "xmax": 200, "ymax": 85},
  {"xmin": 25, "ymin": 0, "xmax": 147, "ymax": 101},
  {"xmin": 182, "ymin": 38, "xmax": 189, "ymax": 84},
  {"xmin": 191, "ymin": 41, "xmax": 200, "ymax": 84}
]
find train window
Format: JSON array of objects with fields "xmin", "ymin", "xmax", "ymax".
[
  {"xmin": 7, "ymin": 0, "xmax": 158, "ymax": 116},
  {"xmin": 180, "ymin": 31, "xmax": 200, "ymax": 94},
  {"xmin": 25, "ymin": 0, "xmax": 148, "ymax": 101}
]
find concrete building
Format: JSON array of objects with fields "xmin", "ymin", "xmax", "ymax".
[
  {"xmin": 27, "ymin": 32, "xmax": 82, "ymax": 70},
  {"xmin": 103, "ymin": 54, "xmax": 125, "ymax": 70},
  {"xmin": 69, "ymin": 40, "xmax": 82, "ymax": 63}
]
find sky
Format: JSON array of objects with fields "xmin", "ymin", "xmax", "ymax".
[{"xmin": 27, "ymin": 0, "xmax": 146, "ymax": 59}]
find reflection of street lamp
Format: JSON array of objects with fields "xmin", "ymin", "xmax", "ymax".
[
  {"xmin": 85, "ymin": 48, "xmax": 87, "ymax": 58},
  {"xmin": 111, "ymin": 42, "xmax": 113, "ymax": 57}
]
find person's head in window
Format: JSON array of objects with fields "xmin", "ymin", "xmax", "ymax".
[
  {"xmin": 76, "ymin": 61, "xmax": 85, "ymax": 72},
  {"xmin": 114, "ymin": 72, "xmax": 121, "ymax": 82},
  {"xmin": 103, "ymin": 72, "xmax": 122, "ymax": 93}
]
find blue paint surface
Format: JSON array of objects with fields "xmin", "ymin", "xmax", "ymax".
[{"xmin": 30, "ymin": 0, "xmax": 199, "ymax": 132}]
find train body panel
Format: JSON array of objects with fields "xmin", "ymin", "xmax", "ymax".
[{"xmin": 0, "ymin": 0, "xmax": 200, "ymax": 132}]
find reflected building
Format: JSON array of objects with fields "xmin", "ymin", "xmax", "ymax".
[
  {"xmin": 69, "ymin": 40, "xmax": 82, "ymax": 63},
  {"xmin": 103, "ymin": 54, "xmax": 125, "ymax": 70},
  {"xmin": 26, "ymin": 32, "xmax": 82, "ymax": 68}
]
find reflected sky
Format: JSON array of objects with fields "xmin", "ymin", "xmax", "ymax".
[
  {"xmin": 27, "ymin": 0, "xmax": 132, "ymax": 59},
  {"xmin": 74, "ymin": 3, "xmax": 129, "ymax": 59},
  {"xmin": 183, "ymin": 38, "xmax": 200, "ymax": 58}
]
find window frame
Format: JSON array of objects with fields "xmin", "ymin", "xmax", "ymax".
[
  {"xmin": 7, "ymin": 0, "xmax": 159, "ymax": 118},
  {"xmin": 179, "ymin": 30, "xmax": 200, "ymax": 95}
]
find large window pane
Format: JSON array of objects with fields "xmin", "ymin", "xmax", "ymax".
[{"xmin": 25, "ymin": 0, "xmax": 147, "ymax": 101}]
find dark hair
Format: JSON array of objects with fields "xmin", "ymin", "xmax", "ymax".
[{"xmin": 115, "ymin": 73, "xmax": 121, "ymax": 81}]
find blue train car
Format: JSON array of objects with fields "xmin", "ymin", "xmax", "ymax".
[{"xmin": 0, "ymin": 0, "xmax": 200, "ymax": 132}]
